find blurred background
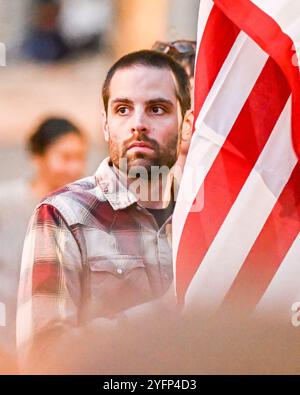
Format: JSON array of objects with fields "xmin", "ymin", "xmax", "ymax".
[{"xmin": 0, "ymin": 0, "xmax": 200, "ymax": 180}]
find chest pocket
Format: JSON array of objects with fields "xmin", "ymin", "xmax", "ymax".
[
  {"xmin": 87, "ymin": 255, "xmax": 152, "ymax": 318},
  {"xmin": 89, "ymin": 255, "xmax": 144, "ymax": 277}
]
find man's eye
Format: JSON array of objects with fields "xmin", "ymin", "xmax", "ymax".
[
  {"xmin": 117, "ymin": 106, "xmax": 129, "ymax": 115},
  {"xmin": 151, "ymin": 106, "xmax": 165, "ymax": 114}
]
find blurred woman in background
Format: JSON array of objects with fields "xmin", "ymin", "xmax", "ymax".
[
  {"xmin": 28, "ymin": 117, "xmax": 88, "ymax": 199},
  {"xmin": 0, "ymin": 117, "xmax": 87, "ymax": 371}
]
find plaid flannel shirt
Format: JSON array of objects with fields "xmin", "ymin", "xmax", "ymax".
[{"xmin": 17, "ymin": 158, "xmax": 173, "ymax": 349}]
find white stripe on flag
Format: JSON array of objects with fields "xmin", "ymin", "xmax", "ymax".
[
  {"xmin": 195, "ymin": 0, "xmax": 214, "ymax": 56},
  {"xmin": 196, "ymin": 33, "xmax": 268, "ymax": 132}
]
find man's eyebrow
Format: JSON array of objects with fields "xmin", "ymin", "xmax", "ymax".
[
  {"xmin": 110, "ymin": 97, "xmax": 175, "ymax": 107},
  {"xmin": 110, "ymin": 98, "xmax": 133, "ymax": 106},
  {"xmin": 146, "ymin": 98, "xmax": 174, "ymax": 107},
  {"xmin": 146, "ymin": 97, "xmax": 174, "ymax": 106}
]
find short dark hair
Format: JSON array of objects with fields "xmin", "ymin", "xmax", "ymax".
[
  {"xmin": 102, "ymin": 50, "xmax": 191, "ymax": 118},
  {"xmin": 28, "ymin": 117, "xmax": 83, "ymax": 155}
]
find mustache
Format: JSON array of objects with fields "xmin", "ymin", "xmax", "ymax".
[{"xmin": 121, "ymin": 136, "xmax": 159, "ymax": 156}]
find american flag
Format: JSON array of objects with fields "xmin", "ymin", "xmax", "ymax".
[{"xmin": 173, "ymin": 0, "xmax": 300, "ymax": 318}]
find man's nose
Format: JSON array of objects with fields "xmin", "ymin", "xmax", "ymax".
[{"xmin": 130, "ymin": 110, "xmax": 148, "ymax": 134}]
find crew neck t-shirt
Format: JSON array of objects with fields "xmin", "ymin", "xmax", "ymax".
[{"xmin": 146, "ymin": 200, "xmax": 175, "ymax": 229}]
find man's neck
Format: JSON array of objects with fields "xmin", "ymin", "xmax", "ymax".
[{"xmin": 113, "ymin": 165, "xmax": 174, "ymax": 209}]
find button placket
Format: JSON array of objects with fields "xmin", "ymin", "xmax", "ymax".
[{"xmin": 157, "ymin": 231, "xmax": 173, "ymax": 287}]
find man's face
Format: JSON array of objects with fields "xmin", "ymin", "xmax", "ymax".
[{"xmin": 103, "ymin": 65, "xmax": 183, "ymax": 174}]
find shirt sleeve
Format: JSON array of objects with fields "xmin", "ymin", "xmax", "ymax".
[{"xmin": 16, "ymin": 203, "xmax": 83, "ymax": 361}]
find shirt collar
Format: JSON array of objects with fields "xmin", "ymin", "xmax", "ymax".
[
  {"xmin": 95, "ymin": 157, "xmax": 138, "ymax": 210},
  {"xmin": 94, "ymin": 157, "xmax": 180, "ymax": 212}
]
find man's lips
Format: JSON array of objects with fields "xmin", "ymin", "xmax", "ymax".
[{"xmin": 127, "ymin": 141, "xmax": 155, "ymax": 152}]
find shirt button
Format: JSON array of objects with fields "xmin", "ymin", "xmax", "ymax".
[{"xmin": 117, "ymin": 268, "xmax": 123, "ymax": 274}]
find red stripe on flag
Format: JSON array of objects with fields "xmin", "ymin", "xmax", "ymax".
[
  {"xmin": 221, "ymin": 163, "xmax": 300, "ymax": 313},
  {"xmin": 214, "ymin": 0, "xmax": 300, "ymax": 159},
  {"xmin": 176, "ymin": 58, "xmax": 290, "ymax": 303},
  {"xmin": 193, "ymin": 5, "xmax": 240, "ymax": 122}
]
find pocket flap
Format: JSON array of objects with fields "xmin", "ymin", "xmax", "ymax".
[{"xmin": 88, "ymin": 255, "xmax": 144, "ymax": 276}]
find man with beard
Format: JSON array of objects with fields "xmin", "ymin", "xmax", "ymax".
[{"xmin": 17, "ymin": 50, "xmax": 193, "ymax": 370}]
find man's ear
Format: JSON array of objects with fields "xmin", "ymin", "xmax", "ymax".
[
  {"xmin": 181, "ymin": 109, "xmax": 194, "ymax": 143},
  {"xmin": 102, "ymin": 110, "xmax": 109, "ymax": 142}
]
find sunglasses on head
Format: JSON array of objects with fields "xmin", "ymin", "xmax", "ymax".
[{"xmin": 152, "ymin": 40, "xmax": 196, "ymax": 56}]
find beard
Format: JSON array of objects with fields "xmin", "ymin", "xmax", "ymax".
[{"xmin": 109, "ymin": 133, "xmax": 179, "ymax": 177}]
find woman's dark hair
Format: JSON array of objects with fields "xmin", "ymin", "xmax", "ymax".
[{"xmin": 28, "ymin": 117, "xmax": 83, "ymax": 155}]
